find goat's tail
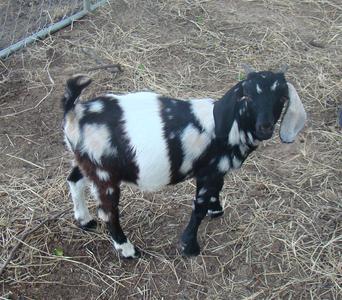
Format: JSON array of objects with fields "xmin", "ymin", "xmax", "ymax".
[{"xmin": 62, "ymin": 74, "xmax": 92, "ymax": 115}]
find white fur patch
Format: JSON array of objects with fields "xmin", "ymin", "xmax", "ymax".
[
  {"xmin": 207, "ymin": 209, "xmax": 222, "ymax": 215},
  {"xmin": 232, "ymin": 156, "xmax": 241, "ymax": 169},
  {"xmin": 114, "ymin": 92, "xmax": 171, "ymax": 191},
  {"xmin": 239, "ymin": 144, "xmax": 248, "ymax": 156},
  {"xmin": 271, "ymin": 80, "xmax": 278, "ymax": 91},
  {"xmin": 113, "ymin": 240, "xmax": 137, "ymax": 258},
  {"xmin": 190, "ymin": 99, "xmax": 215, "ymax": 134},
  {"xmin": 81, "ymin": 124, "xmax": 117, "ymax": 164},
  {"xmin": 228, "ymin": 121, "xmax": 239, "ymax": 145},
  {"xmin": 196, "ymin": 197, "xmax": 204, "ymax": 204},
  {"xmin": 88, "ymin": 101, "xmax": 104, "ymax": 113},
  {"xmin": 198, "ymin": 188, "xmax": 207, "ymax": 196},
  {"xmin": 247, "ymin": 131, "xmax": 254, "ymax": 144},
  {"xmin": 76, "ymin": 76, "xmax": 91, "ymax": 86},
  {"xmin": 239, "ymin": 130, "xmax": 246, "ymax": 144},
  {"xmin": 106, "ymin": 187, "xmax": 114, "ymax": 195},
  {"xmin": 68, "ymin": 178, "xmax": 93, "ymax": 225},
  {"xmin": 256, "ymin": 84, "xmax": 262, "ymax": 94},
  {"xmin": 98, "ymin": 208, "xmax": 110, "ymax": 222},
  {"xmin": 210, "ymin": 197, "xmax": 217, "ymax": 203},
  {"xmin": 64, "ymin": 104, "xmax": 86, "ymax": 151},
  {"xmin": 96, "ymin": 169, "xmax": 110, "ymax": 181},
  {"xmin": 75, "ymin": 104, "xmax": 85, "ymax": 119},
  {"xmin": 64, "ymin": 113, "xmax": 80, "ymax": 151},
  {"xmin": 218, "ymin": 156, "xmax": 230, "ymax": 173},
  {"xmin": 180, "ymin": 124, "xmax": 211, "ymax": 174},
  {"xmin": 90, "ymin": 183, "xmax": 100, "ymax": 204}
]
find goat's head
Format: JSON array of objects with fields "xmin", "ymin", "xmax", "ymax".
[{"xmin": 214, "ymin": 65, "xmax": 307, "ymax": 143}]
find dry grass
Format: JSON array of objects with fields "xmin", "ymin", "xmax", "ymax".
[{"xmin": 0, "ymin": 0, "xmax": 341, "ymax": 299}]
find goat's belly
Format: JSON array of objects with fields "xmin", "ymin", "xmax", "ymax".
[{"xmin": 133, "ymin": 151, "xmax": 171, "ymax": 192}]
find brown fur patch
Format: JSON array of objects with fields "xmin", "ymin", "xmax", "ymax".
[{"xmin": 75, "ymin": 152, "xmax": 120, "ymax": 211}]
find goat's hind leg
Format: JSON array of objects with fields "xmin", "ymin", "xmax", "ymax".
[
  {"xmin": 67, "ymin": 166, "xmax": 97, "ymax": 231},
  {"xmin": 97, "ymin": 183, "xmax": 140, "ymax": 259}
]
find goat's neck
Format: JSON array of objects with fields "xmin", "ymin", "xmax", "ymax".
[{"xmin": 228, "ymin": 107, "xmax": 259, "ymax": 159}]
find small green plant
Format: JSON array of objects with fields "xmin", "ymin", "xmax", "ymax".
[
  {"xmin": 237, "ymin": 72, "xmax": 245, "ymax": 81},
  {"xmin": 195, "ymin": 16, "xmax": 204, "ymax": 25},
  {"xmin": 53, "ymin": 246, "xmax": 64, "ymax": 256},
  {"xmin": 138, "ymin": 63, "xmax": 145, "ymax": 72}
]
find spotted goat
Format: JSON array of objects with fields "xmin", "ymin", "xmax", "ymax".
[{"xmin": 62, "ymin": 66, "xmax": 306, "ymax": 258}]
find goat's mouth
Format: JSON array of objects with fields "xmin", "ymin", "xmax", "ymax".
[{"xmin": 255, "ymin": 128, "xmax": 274, "ymax": 141}]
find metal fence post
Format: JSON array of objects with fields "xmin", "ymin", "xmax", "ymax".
[{"xmin": 0, "ymin": 0, "xmax": 108, "ymax": 60}]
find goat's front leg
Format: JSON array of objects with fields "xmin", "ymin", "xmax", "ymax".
[
  {"xmin": 206, "ymin": 176, "xmax": 224, "ymax": 219},
  {"xmin": 181, "ymin": 175, "xmax": 224, "ymax": 256},
  {"xmin": 97, "ymin": 183, "xmax": 140, "ymax": 259},
  {"xmin": 67, "ymin": 166, "xmax": 97, "ymax": 231}
]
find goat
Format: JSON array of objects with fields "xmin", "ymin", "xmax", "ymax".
[{"xmin": 62, "ymin": 66, "xmax": 306, "ymax": 258}]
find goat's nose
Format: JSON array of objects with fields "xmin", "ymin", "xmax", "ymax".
[{"xmin": 259, "ymin": 123, "xmax": 273, "ymax": 132}]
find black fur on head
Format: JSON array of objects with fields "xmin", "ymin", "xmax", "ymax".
[{"xmin": 214, "ymin": 69, "xmax": 289, "ymax": 142}]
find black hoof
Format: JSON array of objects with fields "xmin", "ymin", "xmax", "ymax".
[
  {"xmin": 80, "ymin": 219, "xmax": 98, "ymax": 231},
  {"xmin": 207, "ymin": 209, "xmax": 224, "ymax": 219},
  {"xmin": 181, "ymin": 241, "xmax": 201, "ymax": 257}
]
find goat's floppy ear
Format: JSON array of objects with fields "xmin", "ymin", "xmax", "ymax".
[
  {"xmin": 279, "ymin": 82, "xmax": 307, "ymax": 143},
  {"xmin": 214, "ymin": 83, "xmax": 243, "ymax": 141}
]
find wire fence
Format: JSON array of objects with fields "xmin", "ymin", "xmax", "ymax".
[{"xmin": 0, "ymin": 0, "xmax": 107, "ymax": 59}]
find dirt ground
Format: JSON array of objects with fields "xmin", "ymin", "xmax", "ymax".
[{"xmin": 0, "ymin": 0, "xmax": 341, "ymax": 299}]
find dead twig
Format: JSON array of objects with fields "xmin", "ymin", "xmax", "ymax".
[
  {"xmin": 5, "ymin": 153, "xmax": 45, "ymax": 170},
  {"xmin": 83, "ymin": 63, "xmax": 123, "ymax": 73},
  {"xmin": 80, "ymin": 48, "xmax": 122, "ymax": 76}
]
